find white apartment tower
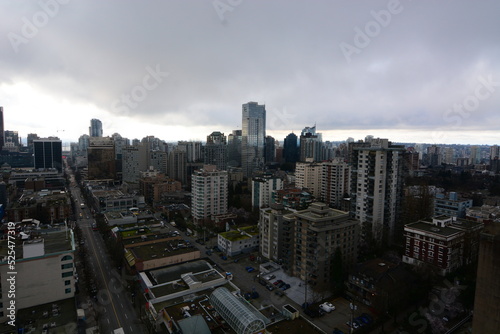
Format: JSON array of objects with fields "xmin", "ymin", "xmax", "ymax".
[
  {"xmin": 251, "ymin": 174, "xmax": 283, "ymax": 208},
  {"xmin": 191, "ymin": 165, "xmax": 228, "ymax": 225},
  {"xmin": 322, "ymin": 158, "xmax": 351, "ymax": 209},
  {"xmin": 350, "ymin": 138, "xmax": 405, "ymax": 244}
]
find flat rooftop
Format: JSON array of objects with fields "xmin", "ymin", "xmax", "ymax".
[
  {"xmin": 0, "ymin": 230, "xmax": 74, "ymax": 261},
  {"xmin": 130, "ymin": 240, "xmax": 198, "ymax": 261},
  {"xmin": 406, "ymin": 221, "xmax": 462, "ymax": 237},
  {"xmin": 148, "ymin": 260, "xmax": 213, "ymax": 285}
]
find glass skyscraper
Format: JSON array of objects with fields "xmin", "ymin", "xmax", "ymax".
[{"xmin": 241, "ymin": 102, "xmax": 266, "ymax": 177}]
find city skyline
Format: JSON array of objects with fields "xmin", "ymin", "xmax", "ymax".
[{"xmin": 1, "ymin": 1, "xmax": 499, "ymax": 145}]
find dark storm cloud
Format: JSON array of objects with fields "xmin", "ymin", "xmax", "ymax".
[{"xmin": 1, "ymin": 0, "xmax": 499, "ymax": 140}]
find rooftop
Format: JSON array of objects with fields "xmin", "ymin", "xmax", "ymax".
[
  {"xmin": 405, "ymin": 221, "xmax": 463, "ymax": 237},
  {"xmin": 0, "ymin": 229, "xmax": 74, "ymax": 261},
  {"xmin": 129, "ymin": 239, "xmax": 198, "ymax": 261}
]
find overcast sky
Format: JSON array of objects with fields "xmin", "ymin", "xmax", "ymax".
[{"xmin": 1, "ymin": 0, "xmax": 499, "ymax": 146}]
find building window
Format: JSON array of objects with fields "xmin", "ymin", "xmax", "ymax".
[
  {"xmin": 62, "ymin": 272, "xmax": 73, "ymax": 278},
  {"xmin": 61, "ymin": 263, "xmax": 73, "ymax": 270},
  {"xmin": 65, "ymin": 280, "xmax": 71, "ymax": 286},
  {"xmin": 61, "ymin": 255, "xmax": 73, "ymax": 261},
  {"xmin": 65, "ymin": 288, "xmax": 71, "ymax": 294}
]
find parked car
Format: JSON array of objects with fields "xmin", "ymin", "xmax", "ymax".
[
  {"xmin": 275, "ymin": 290, "xmax": 285, "ymax": 297},
  {"xmin": 246, "ymin": 267, "xmax": 255, "ymax": 273},
  {"xmin": 282, "ymin": 283, "xmax": 291, "ymax": 290},
  {"xmin": 273, "ymin": 280, "xmax": 283, "ymax": 286},
  {"xmin": 278, "ymin": 281, "xmax": 286, "ymax": 288},
  {"xmin": 265, "ymin": 274, "xmax": 276, "ymax": 281},
  {"xmin": 320, "ymin": 302, "xmax": 336, "ymax": 313},
  {"xmin": 266, "ymin": 284, "xmax": 274, "ymax": 291}
]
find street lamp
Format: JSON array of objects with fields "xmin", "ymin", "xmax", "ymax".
[{"xmin": 349, "ymin": 302, "xmax": 357, "ymax": 334}]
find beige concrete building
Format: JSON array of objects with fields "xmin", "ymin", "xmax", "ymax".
[
  {"xmin": 282, "ymin": 203, "xmax": 360, "ymax": 285},
  {"xmin": 0, "ymin": 230, "xmax": 76, "ymax": 322}
]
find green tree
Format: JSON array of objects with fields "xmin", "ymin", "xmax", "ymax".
[{"xmin": 330, "ymin": 247, "xmax": 345, "ymax": 296}]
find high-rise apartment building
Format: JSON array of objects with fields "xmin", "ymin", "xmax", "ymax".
[
  {"xmin": 89, "ymin": 118, "xmax": 103, "ymax": 137},
  {"xmin": 322, "ymin": 158, "xmax": 351, "ymax": 209},
  {"xmin": 122, "ymin": 143, "xmax": 148, "ymax": 184},
  {"xmin": 33, "ymin": 138, "xmax": 63, "ymax": 172},
  {"xmin": 295, "ymin": 160, "xmax": 323, "ymax": 198},
  {"xmin": 299, "ymin": 125, "xmax": 322, "ymax": 162},
  {"xmin": 204, "ymin": 131, "xmax": 227, "ymax": 170},
  {"xmin": 191, "ymin": 165, "xmax": 228, "ymax": 225},
  {"xmin": 259, "ymin": 204, "xmax": 288, "ymax": 262},
  {"xmin": 167, "ymin": 149, "xmax": 187, "ymax": 185},
  {"xmin": 282, "ymin": 203, "xmax": 360, "ymax": 286},
  {"xmin": 251, "ymin": 174, "xmax": 283, "ymax": 208},
  {"xmin": 87, "ymin": 137, "xmax": 116, "ymax": 180},
  {"xmin": 241, "ymin": 102, "xmax": 266, "ymax": 177},
  {"xmin": 177, "ymin": 141, "xmax": 202, "ymax": 163},
  {"xmin": 350, "ymin": 138, "xmax": 405, "ymax": 244}
]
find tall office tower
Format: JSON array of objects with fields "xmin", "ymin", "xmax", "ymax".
[
  {"xmin": 89, "ymin": 118, "xmax": 103, "ymax": 137},
  {"xmin": 472, "ymin": 224, "xmax": 500, "ymax": 333},
  {"xmin": 282, "ymin": 203, "xmax": 360, "ymax": 287},
  {"xmin": 3, "ymin": 130, "xmax": 20, "ymax": 151},
  {"xmin": 322, "ymin": 158, "xmax": 351, "ymax": 209},
  {"xmin": 33, "ymin": 138, "xmax": 63, "ymax": 172},
  {"xmin": 227, "ymin": 130, "xmax": 242, "ymax": 167},
  {"xmin": 122, "ymin": 143, "xmax": 148, "ymax": 184},
  {"xmin": 470, "ymin": 145, "xmax": 480, "ymax": 164},
  {"xmin": 78, "ymin": 134, "xmax": 90, "ymax": 152},
  {"xmin": 204, "ymin": 131, "xmax": 227, "ymax": 171},
  {"xmin": 191, "ymin": 165, "xmax": 228, "ymax": 225},
  {"xmin": 241, "ymin": 102, "xmax": 266, "ymax": 178},
  {"xmin": 87, "ymin": 137, "xmax": 116, "ymax": 180},
  {"xmin": 299, "ymin": 125, "xmax": 322, "ymax": 162},
  {"xmin": 295, "ymin": 160, "xmax": 323, "ymax": 198},
  {"xmin": 264, "ymin": 136, "xmax": 276, "ymax": 164},
  {"xmin": 350, "ymin": 138, "xmax": 406, "ymax": 244},
  {"xmin": 167, "ymin": 149, "xmax": 187, "ymax": 184},
  {"xmin": 283, "ymin": 132, "xmax": 299, "ymax": 164},
  {"xmin": 0, "ymin": 106, "xmax": 4, "ymax": 149},
  {"xmin": 177, "ymin": 141, "xmax": 202, "ymax": 163}
]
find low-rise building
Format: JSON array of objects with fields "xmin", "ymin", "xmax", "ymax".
[
  {"xmin": 346, "ymin": 258, "xmax": 417, "ymax": 313},
  {"xmin": 0, "ymin": 229, "xmax": 75, "ymax": 323},
  {"xmin": 124, "ymin": 234, "xmax": 200, "ymax": 272},
  {"xmin": 218, "ymin": 225, "xmax": 259, "ymax": 257},
  {"xmin": 402, "ymin": 216, "xmax": 483, "ymax": 276},
  {"xmin": 434, "ymin": 192, "xmax": 473, "ymax": 218}
]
